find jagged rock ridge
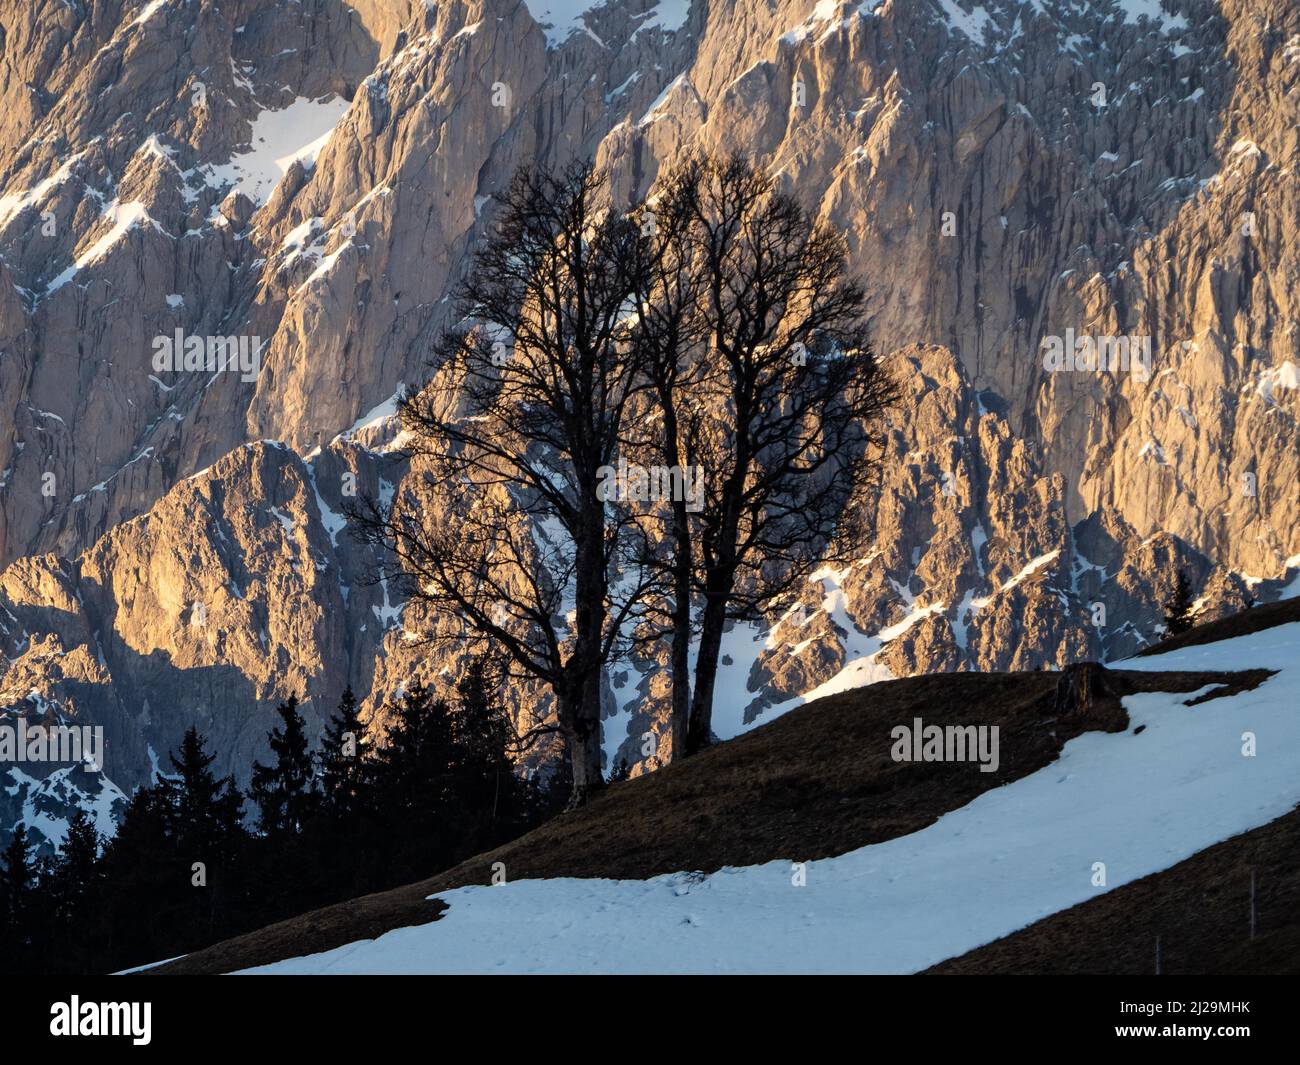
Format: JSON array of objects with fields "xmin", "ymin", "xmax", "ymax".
[{"xmin": 1, "ymin": 0, "xmax": 1297, "ymax": 847}]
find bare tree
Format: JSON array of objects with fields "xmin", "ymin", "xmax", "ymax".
[
  {"xmin": 650, "ymin": 155, "xmax": 896, "ymax": 754},
  {"xmin": 350, "ymin": 163, "xmax": 655, "ymax": 806},
  {"xmin": 353, "ymin": 154, "xmax": 893, "ymax": 788},
  {"xmin": 621, "ymin": 169, "xmax": 712, "ymax": 760}
]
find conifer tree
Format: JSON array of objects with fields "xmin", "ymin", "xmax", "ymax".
[
  {"xmin": 373, "ymin": 684, "xmax": 455, "ymax": 811},
  {"xmin": 0, "ymin": 824, "xmax": 35, "ymax": 973},
  {"xmin": 0, "ymin": 823, "xmax": 34, "ymax": 928},
  {"xmin": 368, "ymin": 684, "xmax": 458, "ymax": 880},
  {"xmin": 319, "ymin": 686, "xmax": 368, "ymax": 818},
  {"xmin": 45, "ymin": 810, "xmax": 103, "ymax": 971},
  {"xmin": 103, "ymin": 782, "xmax": 174, "ymax": 875},
  {"xmin": 169, "ymin": 726, "xmax": 248, "ymax": 942},
  {"xmin": 98, "ymin": 780, "xmax": 190, "ymax": 972},
  {"xmin": 1164, "ymin": 568, "xmax": 1196, "ymax": 637},
  {"xmin": 171, "ymin": 726, "xmax": 245, "ymax": 855},
  {"xmin": 2, "ymin": 680, "xmax": 555, "ymax": 974},
  {"xmin": 52, "ymin": 810, "xmax": 101, "ymax": 911},
  {"xmin": 453, "ymin": 659, "xmax": 515, "ymax": 818},
  {"xmin": 251, "ymin": 696, "xmax": 318, "ymax": 834}
]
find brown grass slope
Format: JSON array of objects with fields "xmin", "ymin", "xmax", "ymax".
[
  {"xmin": 929, "ymin": 595, "xmax": 1300, "ymax": 975},
  {"xmin": 927, "ymin": 808, "xmax": 1300, "ymax": 975},
  {"xmin": 144, "ymin": 644, "xmax": 1273, "ymax": 975},
  {"xmin": 1135, "ymin": 595, "xmax": 1300, "ymax": 658}
]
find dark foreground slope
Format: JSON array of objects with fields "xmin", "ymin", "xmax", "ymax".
[
  {"xmin": 143, "ymin": 638, "xmax": 1275, "ymax": 975},
  {"xmin": 927, "ymin": 806, "xmax": 1300, "ymax": 975},
  {"xmin": 929, "ymin": 596, "xmax": 1300, "ymax": 975},
  {"xmin": 1136, "ymin": 595, "xmax": 1300, "ymax": 657}
]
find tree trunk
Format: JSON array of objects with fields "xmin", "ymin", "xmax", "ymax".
[
  {"xmin": 565, "ymin": 730, "xmax": 603, "ymax": 809},
  {"xmin": 1053, "ymin": 661, "xmax": 1113, "ymax": 714},
  {"xmin": 685, "ymin": 588, "xmax": 727, "ymax": 755},
  {"xmin": 668, "ymin": 605, "xmax": 691, "ymax": 760},
  {"xmin": 667, "ymin": 497, "xmax": 692, "ymax": 761},
  {"xmin": 568, "ymin": 722, "xmax": 604, "ymax": 810},
  {"xmin": 564, "ymin": 506, "xmax": 608, "ymax": 807},
  {"xmin": 652, "ymin": 388, "xmax": 694, "ymax": 763},
  {"xmin": 686, "ymin": 484, "xmax": 741, "ymax": 756},
  {"xmin": 1051, "ymin": 661, "xmax": 1126, "ymax": 731},
  {"xmin": 557, "ymin": 687, "xmax": 604, "ymax": 810}
]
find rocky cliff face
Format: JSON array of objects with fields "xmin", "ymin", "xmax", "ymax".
[{"xmin": 1, "ymin": 0, "xmax": 1297, "ymax": 849}]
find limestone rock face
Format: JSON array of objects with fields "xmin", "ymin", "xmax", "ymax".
[{"xmin": 1, "ymin": 0, "xmax": 1298, "ymax": 846}]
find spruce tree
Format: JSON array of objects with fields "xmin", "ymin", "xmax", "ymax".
[
  {"xmin": 452, "ymin": 658, "xmax": 516, "ymax": 822},
  {"xmin": 1164, "ymin": 568, "xmax": 1196, "ymax": 637},
  {"xmin": 0, "ymin": 824, "xmax": 35, "ymax": 973},
  {"xmin": 169, "ymin": 726, "xmax": 248, "ymax": 942},
  {"xmin": 46, "ymin": 810, "xmax": 103, "ymax": 971},
  {"xmin": 0, "ymin": 823, "xmax": 34, "ymax": 921},
  {"xmin": 52, "ymin": 810, "xmax": 101, "ymax": 910},
  {"xmin": 251, "ymin": 695, "xmax": 318, "ymax": 834},
  {"xmin": 170, "ymin": 726, "xmax": 245, "ymax": 855},
  {"xmin": 368, "ymin": 684, "xmax": 457, "ymax": 880},
  {"xmin": 99, "ymin": 782, "xmax": 182, "ymax": 972},
  {"xmin": 319, "ymin": 686, "xmax": 368, "ymax": 818},
  {"xmin": 375, "ymin": 685, "xmax": 455, "ymax": 806}
]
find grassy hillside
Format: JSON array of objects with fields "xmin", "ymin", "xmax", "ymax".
[
  {"xmin": 144, "ymin": 643, "xmax": 1272, "ymax": 975},
  {"xmin": 928, "ymin": 808, "xmax": 1300, "ymax": 974},
  {"xmin": 928, "ymin": 596, "xmax": 1300, "ymax": 974},
  {"xmin": 1136, "ymin": 596, "xmax": 1300, "ymax": 657}
]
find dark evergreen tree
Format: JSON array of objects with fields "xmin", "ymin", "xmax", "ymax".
[
  {"xmin": 98, "ymin": 780, "xmax": 183, "ymax": 972},
  {"xmin": 1164, "ymin": 568, "xmax": 1196, "ymax": 637},
  {"xmin": 453, "ymin": 658, "xmax": 518, "ymax": 824},
  {"xmin": 0, "ymin": 824, "xmax": 36, "ymax": 973},
  {"xmin": 44, "ymin": 810, "xmax": 104, "ymax": 971},
  {"xmin": 374, "ymin": 684, "xmax": 455, "ymax": 796},
  {"xmin": 102, "ymin": 781, "xmax": 174, "ymax": 877},
  {"xmin": 319, "ymin": 686, "xmax": 368, "ymax": 818},
  {"xmin": 299, "ymin": 686, "xmax": 379, "ymax": 902},
  {"xmin": 367, "ymin": 683, "xmax": 459, "ymax": 881},
  {"xmin": 4, "ymin": 669, "xmax": 554, "ymax": 975},
  {"xmin": 169, "ymin": 726, "xmax": 248, "ymax": 944},
  {"xmin": 170, "ymin": 726, "xmax": 244, "ymax": 852},
  {"xmin": 251, "ymin": 695, "xmax": 318, "ymax": 834},
  {"xmin": 0, "ymin": 823, "xmax": 34, "ymax": 923},
  {"xmin": 51, "ymin": 810, "xmax": 101, "ymax": 912}
]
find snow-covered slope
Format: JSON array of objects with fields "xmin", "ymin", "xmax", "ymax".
[{"xmin": 238, "ymin": 619, "xmax": 1300, "ymax": 974}]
